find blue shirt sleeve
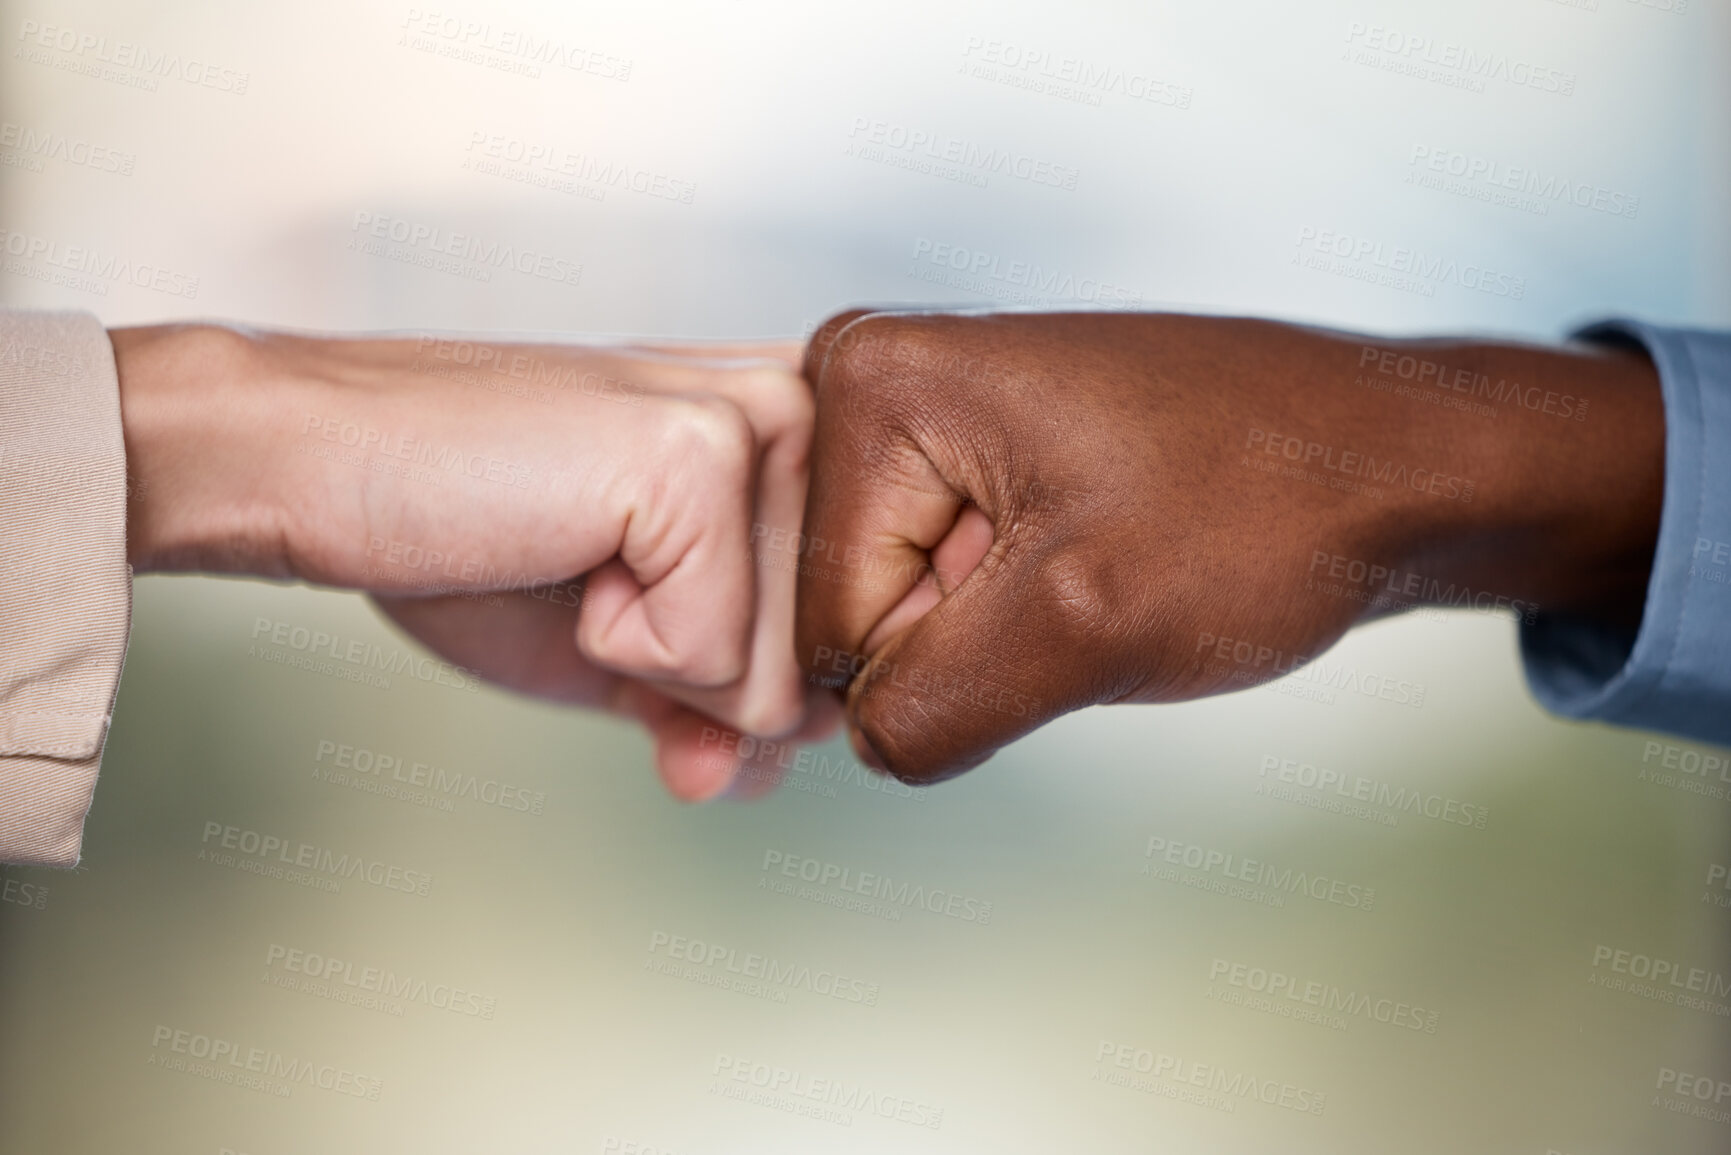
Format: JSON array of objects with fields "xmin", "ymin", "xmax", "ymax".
[{"xmin": 1519, "ymin": 320, "xmax": 1731, "ymax": 746}]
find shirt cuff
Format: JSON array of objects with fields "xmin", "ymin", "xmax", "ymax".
[
  {"xmin": 1519, "ymin": 320, "xmax": 1731, "ymax": 747},
  {"xmin": 0, "ymin": 309, "xmax": 131, "ymax": 866}
]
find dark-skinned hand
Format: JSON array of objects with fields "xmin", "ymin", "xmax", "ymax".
[{"xmin": 796, "ymin": 310, "xmax": 1664, "ymax": 783}]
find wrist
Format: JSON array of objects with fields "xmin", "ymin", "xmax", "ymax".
[
  {"xmin": 112, "ymin": 324, "xmax": 305, "ymax": 577},
  {"xmin": 1374, "ymin": 337, "xmax": 1664, "ymax": 629}
]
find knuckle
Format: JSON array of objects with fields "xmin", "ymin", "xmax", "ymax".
[
  {"xmin": 817, "ymin": 315, "xmax": 958, "ymax": 445},
  {"xmin": 1031, "ymin": 550, "xmax": 1136, "ymax": 651},
  {"xmin": 576, "ymin": 612, "xmax": 743, "ymax": 688},
  {"xmin": 823, "ymin": 314, "xmax": 941, "ymax": 382},
  {"xmin": 573, "ymin": 612, "xmax": 621, "ymax": 661},
  {"xmin": 739, "ymin": 365, "xmax": 814, "ymax": 447},
  {"xmin": 671, "ymin": 621, "xmax": 751, "ymax": 690},
  {"xmin": 574, "ymin": 623, "xmax": 619, "ymax": 671},
  {"xmin": 670, "ymin": 647, "xmax": 744, "ymax": 688},
  {"xmin": 807, "ymin": 309, "xmax": 877, "ymax": 369},
  {"xmin": 818, "ymin": 316, "xmax": 889, "ymax": 395},
  {"xmin": 669, "ymin": 394, "xmax": 754, "ymax": 479},
  {"xmin": 854, "ymin": 676, "xmax": 940, "ymax": 782},
  {"xmin": 573, "ymin": 620, "xmax": 625, "ymax": 673},
  {"xmin": 735, "ymin": 678, "xmax": 806, "ymax": 739},
  {"xmin": 612, "ymin": 634, "xmax": 740, "ymax": 687}
]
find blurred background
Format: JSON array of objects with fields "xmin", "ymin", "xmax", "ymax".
[{"xmin": 2, "ymin": 1, "xmax": 1730, "ymax": 1151}]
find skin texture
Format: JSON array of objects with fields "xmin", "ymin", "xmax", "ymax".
[
  {"xmin": 796, "ymin": 310, "xmax": 1666, "ymax": 784},
  {"xmin": 110, "ymin": 324, "xmax": 837, "ymax": 800}
]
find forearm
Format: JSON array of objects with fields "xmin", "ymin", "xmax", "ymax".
[
  {"xmin": 112, "ymin": 323, "xmax": 309, "ymax": 578},
  {"xmin": 1308, "ymin": 326, "xmax": 1665, "ymax": 631},
  {"xmin": 1099, "ymin": 314, "xmax": 1665, "ymax": 633}
]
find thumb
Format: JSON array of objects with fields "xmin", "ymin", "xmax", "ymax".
[
  {"xmin": 842, "ymin": 527, "xmax": 1116, "ymax": 783},
  {"xmin": 861, "ymin": 504, "xmax": 995, "ymax": 654}
]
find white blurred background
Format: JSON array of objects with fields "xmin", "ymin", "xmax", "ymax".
[{"xmin": 2, "ymin": 1, "xmax": 1730, "ymax": 1152}]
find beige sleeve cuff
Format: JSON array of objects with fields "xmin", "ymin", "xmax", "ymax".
[{"xmin": 0, "ymin": 309, "xmax": 131, "ymax": 867}]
